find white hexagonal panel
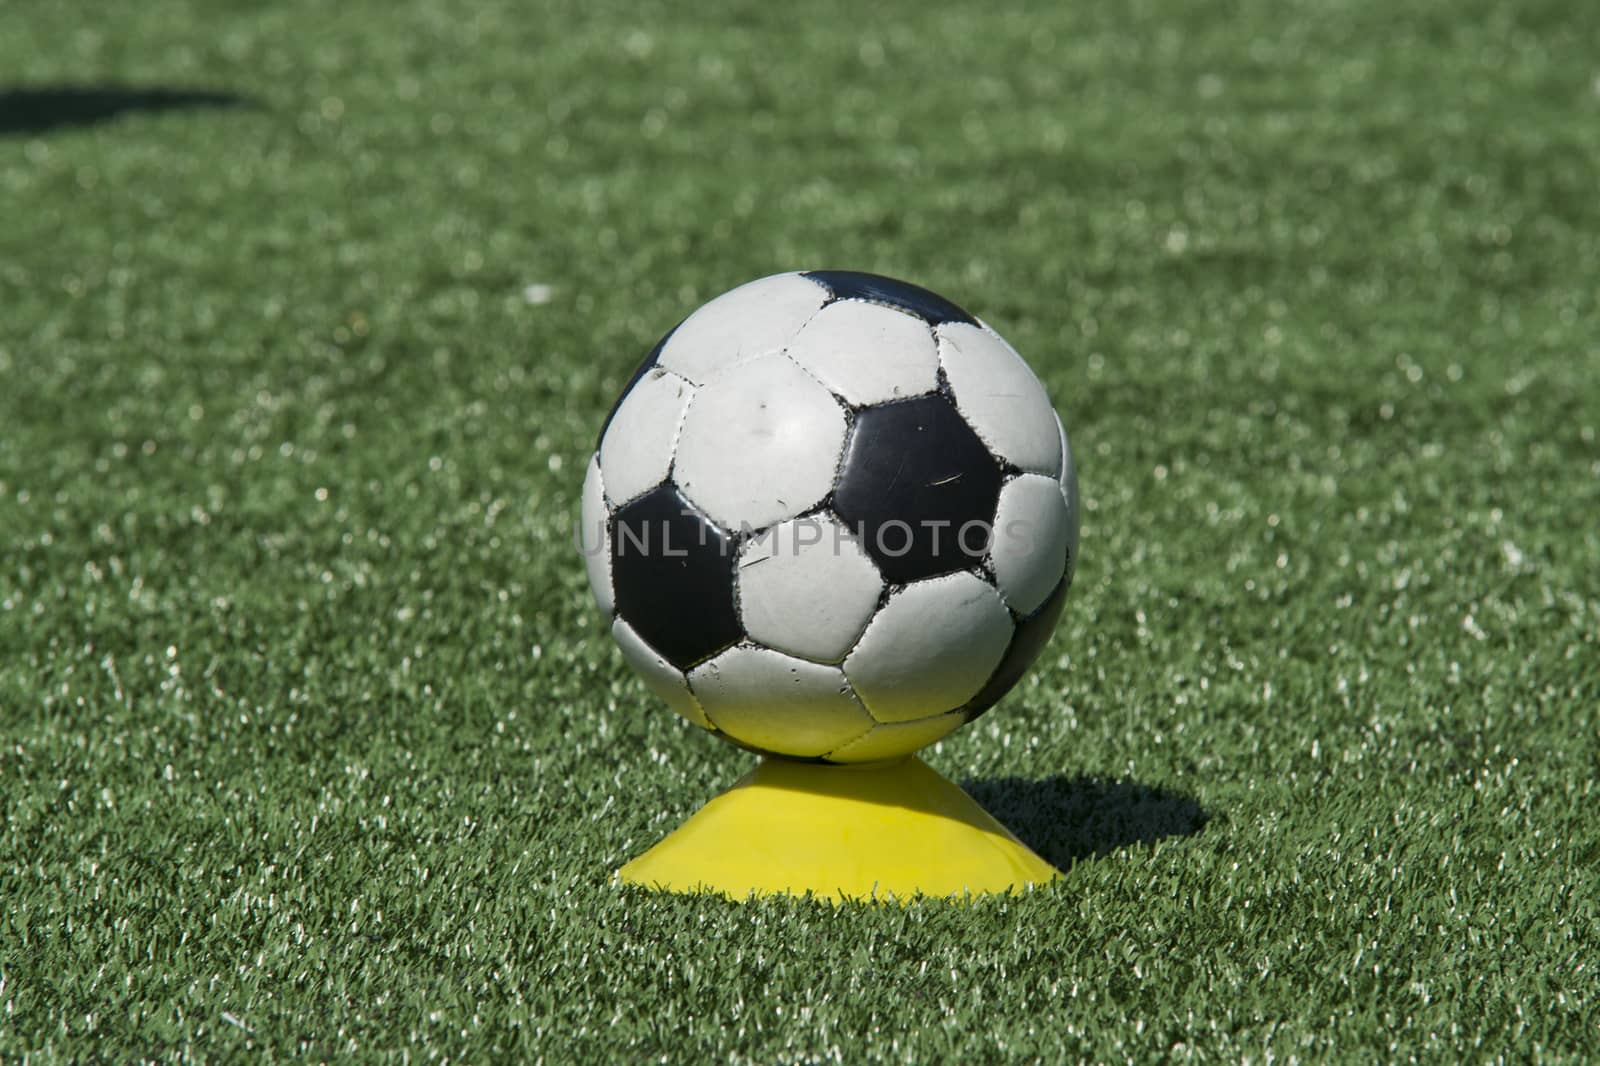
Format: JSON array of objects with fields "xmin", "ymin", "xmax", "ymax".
[
  {"xmin": 598, "ymin": 367, "xmax": 695, "ymax": 507},
  {"xmin": 612, "ymin": 617, "xmax": 713, "ymax": 730},
  {"xmin": 844, "ymin": 571, "xmax": 1013, "ymax": 723},
  {"xmin": 991, "ymin": 473, "xmax": 1071, "ymax": 615},
  {"xmin": 825, "ymin": 711, "xmax": 966, "ymax": 764},
  {"xmin": 783, "ymin": 299, "xmax": 939, "ymax": 406},
  {"xmin": 689, "ymin": 646, "xmax": 874, "ymax": 758},
  {"xmin": 672, "ymin": 353, "xmax": 848, "ymax": 531},
  {"xmin": 580, "ymin": 455, "xmax": 613, "ymax": 617},
  {"xmin": 656, "ymin": 273, "xmax": 830, "ymax": 386},
  {"xmin": 737, "ymin": 515, "xmax": 883, "ymax": 663},
  {"xmin": 1057, "ymin": 412, "xmax": 1081, "ymax": 585},
  {"xmin": 935, "ymin": 322, "xmax": 1061, "ymax": 476}
]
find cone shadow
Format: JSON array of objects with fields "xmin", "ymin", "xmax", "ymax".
[
  {"xmin": 963, "ymin": 775, "xmax": 1209, "ymax": 869},
  {"xmin": 0, "ymin": 85, "xmax": 249, "ymax": 136}
]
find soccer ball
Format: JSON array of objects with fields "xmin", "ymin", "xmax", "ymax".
[{"xmin": 580, "ymin": 271, "xmax": 1078, "ymax": 764}]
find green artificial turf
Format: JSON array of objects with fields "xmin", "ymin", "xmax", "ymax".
[{"xmin": 3, "ymin": 0, "xmax": 1599, "ymax": 1059}]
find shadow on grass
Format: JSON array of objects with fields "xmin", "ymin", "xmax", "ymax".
[
  {"xmin": 0, "ymin": 85, "xmax": 248, "ymax": 136},
  {"xmin": 964, "ymin": 775, "xmax": 1209, "ymax": 869}
]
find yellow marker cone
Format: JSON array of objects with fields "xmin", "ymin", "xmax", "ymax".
[{"xmin": 617, "ymin": 755, "xmax": 1060, "ymax": 903}]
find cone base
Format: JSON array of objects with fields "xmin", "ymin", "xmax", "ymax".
[{"xmin": 617, "ymin": 755, "xmax": 1060, "ymax": 903}]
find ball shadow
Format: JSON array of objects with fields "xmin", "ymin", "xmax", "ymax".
[
  {"xmin": 0, "ymin": 85, "xmax": 249, "ymax": 136},
  {"xmin": 963, "ymin": 774, "xmax": 1209, "ymax": 869}
]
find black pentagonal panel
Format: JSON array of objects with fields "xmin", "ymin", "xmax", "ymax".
[
  {"xmin": 610, "ymin": 484, "xmax": 741, "ymax": 670},
  {"xmin": 831, "ymin": 396, "xmax": 1003, "ymax": 583},
  {"xmin": 961, "ymin": 576, "xmax": 1069, "ymax": 722},
  {"xmin": 597, "ymin": 321, "xmax": 678, "ymax": 449},
  {"xmin": 804, "ymin": 270, "xmax": 977, "ymax": 326}
]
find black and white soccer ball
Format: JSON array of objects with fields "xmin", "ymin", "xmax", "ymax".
[{"xmin": 580, "ymin": 271, "xmax": 1078, "ymax": 764}]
